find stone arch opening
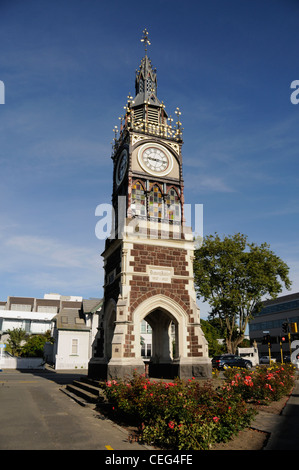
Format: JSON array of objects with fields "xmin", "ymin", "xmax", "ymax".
[
  {"xmin": 104, "ymin": 300, "xmax": 116, "ymax": 361},
  {"xmin": 144, "ymin": 308, "xmax": 179, "ymax": 364},
  {"xmin": 132, "ymin": 294, "xmax": 188, "ymax": 378}
]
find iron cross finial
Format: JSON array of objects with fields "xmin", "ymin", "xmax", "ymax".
[{"xmin": 141, "ymin": 28, "xmax": 151, "ymax": 55}]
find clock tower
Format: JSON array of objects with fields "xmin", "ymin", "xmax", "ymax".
[{"xmin": 89, "ymin": 30, "xmax": 212, "ymax": 380}]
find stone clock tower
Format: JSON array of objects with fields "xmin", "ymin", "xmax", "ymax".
[{"xmin": 88, "ymin": 30, "xmax": 212, "ymax": 380}]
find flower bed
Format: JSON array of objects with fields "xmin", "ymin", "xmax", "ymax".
[
  {"xmin": 222, "ymin": 363, "xmax": 296, "ymax": 404},
  {"xmin": 103, "ymin": 364, "xmax": 295, "ymax": 450}
]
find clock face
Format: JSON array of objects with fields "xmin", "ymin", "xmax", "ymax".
[
  {"xmin": 138, "ymin": 143, "xmax": 173, "ymax": 176},
  {"xmin": 116, "ymin": 149, "xmax": 128, "ymax": 185}
]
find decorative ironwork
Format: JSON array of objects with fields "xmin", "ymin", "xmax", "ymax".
[
  {"xmin": 141, "ymin": 28, "xmax": 151, "ymax": 56},
  {"xmin": 112, "ymin": 30, "xmax": 183, "ymax": 154}
]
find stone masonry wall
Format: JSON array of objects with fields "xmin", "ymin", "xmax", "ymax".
[{"xmin": 126, "ymin": 242, "xmax": 203, "ymax": 359}]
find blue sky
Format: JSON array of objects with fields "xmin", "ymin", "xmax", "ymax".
[{"xmin": 0, "ymin": 0, "xmax": 299, "ymax": 318}]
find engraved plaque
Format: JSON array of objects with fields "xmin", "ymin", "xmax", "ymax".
[{"xmin": 147, "ymin": 266, "xmax": 174, "ymax": 283}]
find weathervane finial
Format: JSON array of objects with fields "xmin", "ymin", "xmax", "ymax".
[{"xmin": 141, "ymin": 28, "xmax": 151, "ymax": 56}]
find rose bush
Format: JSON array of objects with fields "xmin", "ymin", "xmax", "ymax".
[
  {"xmin": 104, "ymin": 373, "xmax": 256, "ymax": 450},
  {"xmin": 222, "ymin": 363, "xmax": 296, "ymax": 404},
  {"xmin": 103, "ymin": 365, "xmax": 295, "ymax": 449}
]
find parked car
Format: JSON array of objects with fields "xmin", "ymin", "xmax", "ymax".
[
  {"xmin": 212, "ymin": 354, "xmax": 252, "ymax": 370},
  {"xmin": 259, "ymin": 356, "xmax": 276, "ymax": 364}
]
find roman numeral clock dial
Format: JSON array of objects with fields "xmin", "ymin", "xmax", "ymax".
[
  {"xmin": 138, "ymin": 143, "xmax": 173, "ymax": 176},
  {"xmin": 116, "ymin": 149, "xmax": 128, "ymax": 186}
]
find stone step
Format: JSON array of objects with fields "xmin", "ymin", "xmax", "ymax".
[
  {"xmin": 80, "ymin": 376, "xmax": 106, "ymax": 389},
  {"xmin": 64, "ymin": 383, "xmax": 99, "ymax": 404},
  {"xmin": 72, "ymin": 379, "xmax": 102, "ymax": 396},
  {"xmin": 61, "ymin": 376, "xmax": 107, "ymax": 406}
]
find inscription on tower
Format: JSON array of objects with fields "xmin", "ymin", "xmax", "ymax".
[{"xmin": 147, "ymin": 266, "xmax": 174, "ymax": 283}]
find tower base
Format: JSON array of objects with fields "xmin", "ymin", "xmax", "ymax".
[
  {"xmin": 149, "ymin": 357, "xmax": 212, "ymax": 380},
  {"xmin": 88, "ymin": 357, "xmax": 212, "ymax": 381},
  {"xmin": 174, "ymin": 357, "xmax": 212, "ymax": 380},
  {"xmin": 88, "ymin": 357, "xmax": 145, "ymax": 381}
]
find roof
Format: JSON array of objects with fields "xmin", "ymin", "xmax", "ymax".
[
  {"xmin": 82, "ymin": 298, "xmax": 103, "ymax": 313},
  {"xmin": 55, "ymin": 307, "xmax": 88, "ymax": 331},
  {"xmin": 263, "ymin": 292, "xmax": 299, "ymax": 306}
]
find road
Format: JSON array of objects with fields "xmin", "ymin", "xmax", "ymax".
[{"xmin": 0, "ymin": 369, "xmax": 150, "ymax": 451}]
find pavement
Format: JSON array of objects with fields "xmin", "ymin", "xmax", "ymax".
[
  {"xmin": 1, "ymin": 367, "xmax": 299, "ymax": 451},
  {"xmin": 0, "ymin": 368, "xmax": 153, "ymax": 451},
  {"xmin": 250, "ymin": 377, "xmax": 299, "ymax": 450},
  {"xmin": 263, "ymin": 378, "xmax": 299, "ymax": 450}
]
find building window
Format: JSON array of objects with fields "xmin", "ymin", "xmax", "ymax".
[
  {"xmin": 148, "ymin": 184, "xmax": 163, "ymax": 220},
  {"xmin": 106, "ymin": 269, "xmax": 116, "ymax": 285},
  {"xmin": 10, "ymin": 304, "xmax": 31, "ymax": 312},
  {"xmin": 2, "ymin": 319, "xmax": 23, "ymax": 331},
  {"xmin": 146, "ymin": 77, "xmax": 152, "ymax": 93},
  {"xmin": 165, "ymin": 188, "xmax": 181, "ymax": 222},
  {"xmin": 24, "ymin": 319, "xmax": 31, "ymax": 333},
  {"xmin": 141, "ymin": 342, "xmax": 152, "ymax": 357},
  {"xmin": 30, "ymin": 321, "xmax": 51, "ymax": 334},
  {"xmin": 71, "ymin": 339, "xmax": 78, "ymax": 355},
  {"xmin": 141, "ymin": 320, "xmax": 152, "ymax": 334},
  {"xmin": 37, "ymin": 306, "xmax": 58, "ymax": 314},
  {"xmin": 131, "ymin": 181, "xmax": 147, "ymax": 217}
]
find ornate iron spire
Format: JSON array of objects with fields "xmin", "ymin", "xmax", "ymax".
[
  {"xmin": 140, "ymin": 28, "xmax": 151, "ymax": 56},
  {"xmin": 111, "ymin": 29, "xmax": 183, "ymax": 146}
]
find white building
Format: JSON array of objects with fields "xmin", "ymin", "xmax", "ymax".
[
  {"xmin": 0, "ymin": 296, "xmax": 58, "ymax": 338},
  {"xmin": 52, "ymin": 296, "xmax": 102, "ymax": 370},
  {"xmin": 0, "ymin": 294, "xmax": 103, "ymax": 370},
  {"xmin": 140, "ymin": 319, "xmax": 152, "ymax": 359}
]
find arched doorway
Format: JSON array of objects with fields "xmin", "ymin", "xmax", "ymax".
[
  {"xmin": 104, "ymin": 300, "xmax": 116, "ymax": 361},
  {"xmin": 144, "ymin": 308, "xmax": 179, "ymax": 378},
  {"xmin": 133, "ymin": 294, "xmax": 188, "ymax": 379},
  {"xmin": 144, "ymin": 309, "xmax": 178, "ymax": 363}
]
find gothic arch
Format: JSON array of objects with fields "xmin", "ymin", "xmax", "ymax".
[
  {"xmin": 131, "ymin": 180, "xmax": 147, "ymax": 218},
  {"xmin": 132, "ymin": 179, "xmax": 146, "ymax": 191},
  {"xmin": 166, "ymin": 185, "xmax": 180, "ymax": 195},
  {"xmin": 165, "ymin": 186, "xmax": 181, "ymax": 222},
  {"xmin": 103, "ymin": 298, "xmax": 117, "ymax": 360},
  {"xmin": 131, "ymin": 294, "xmax": 189, "ymax": 360},
  {"xmin": 148, "ymin": 183, "xmax": 163, "ymax": 220},
  {"xmin": 148, "ymin": 181, "xmax": 163, "ymax": 193}
]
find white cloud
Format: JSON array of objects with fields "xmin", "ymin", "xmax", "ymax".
[
  {"xmin": 5, "ymin": 235, "xmax": 97, "ymax": 269},
  {"xmin": 183, "ymin": 114, "xmax": 299, "ymax": 196},
  {"xmin": 185, "ymin": 172, "xmax": 236, "ymax": 194},
  {"xmin": 0, "ymin": 229, "xmax": 104, "ymax": 297}
]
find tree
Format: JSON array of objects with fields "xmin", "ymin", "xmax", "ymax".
[
  {"xmin": 200, "ymin": 319, "xmax": 226, "ymax": 357},
  {"xmin": 194, "ymin": 233, "xmax": 291, "ymax": 354},
  {"xmin": 6, "ymin": 329, "xmax": 54, "ymax": 357},
  {"xmin": 21, "ymin": 334, "xmax": 48, "ymax": 357},
  {"xmin": 6, "ymin": 328, "xmax": 28, "ymax": 356}
]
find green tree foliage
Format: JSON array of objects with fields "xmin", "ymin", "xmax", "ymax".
[
  {"xmin": 6, "ymin": 328, "xmax": 28, "ymax": 356},
  {"xmin": 6, "ymin": 329, "xmax": 54, "ymax": 357},
  {"xmin": 194, "ymin": 233, "xmax": 291, "ymax": 354},
  {"xmin": 200, "ymin": 319, "xmax": 225, "ymax": 357},
  {"xmin": 21, "ymin": 334, "xmax": 48, "ymax": 357}
]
